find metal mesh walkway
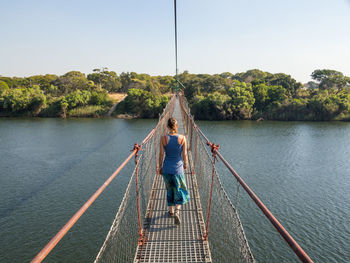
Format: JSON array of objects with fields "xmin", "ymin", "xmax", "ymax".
[{"xmin": 134, "ymin": 99, "xmax": 212, "ymax": 263}]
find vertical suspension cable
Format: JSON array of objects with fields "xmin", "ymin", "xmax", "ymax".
[
  {"xmin": 174, "ymin": 0, "xmax": 179, "ymax": 91},
  {"xmin": 133, "ymin": 144, "xmax": 144, "ymax": 245}
]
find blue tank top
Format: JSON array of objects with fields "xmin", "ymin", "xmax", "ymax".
[{"xmin": 162, "ymin": 134, "xmax": 184, "ymax": 175}]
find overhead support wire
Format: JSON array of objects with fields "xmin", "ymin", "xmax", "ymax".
[
  {"xmin": 174, "ymin": 0, "xmax": 181, "ymax": 92},
  {"xmin": 174, "ymin": 0, "xmax": 178, "ymax": 78}
]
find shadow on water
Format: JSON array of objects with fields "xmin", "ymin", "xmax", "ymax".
[{"xmin": 0, "ymin": 126, "xmax": 125, "ymax": 220}]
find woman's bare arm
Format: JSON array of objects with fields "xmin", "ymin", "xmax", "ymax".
[
  {"xmin": 182, "ymin": 136, "xmax": 188, "ymax": 170},
  {"xmin": 159, "ymin": 135, "xmax": 165, "ymax": 173}
]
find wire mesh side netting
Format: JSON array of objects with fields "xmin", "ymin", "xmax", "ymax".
[
  {"xmin": 180, "ymin": 95, "xmax": 255, "ymax": 263},
  {"xmin": 94, "ymin": 97, "xmax": 175, "ymax": 263}
]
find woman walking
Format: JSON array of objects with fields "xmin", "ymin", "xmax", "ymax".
[{"xmin": 159, "ymin": 117, "xmax": 190, "ymax": 225}]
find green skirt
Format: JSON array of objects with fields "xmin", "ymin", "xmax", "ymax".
[{"xmin": 162, "ymin": 173, "xmax": 190, "ymax": 206}]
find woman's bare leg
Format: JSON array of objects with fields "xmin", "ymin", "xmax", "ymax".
[{"xmin": 174, "ymin": 205, "xmax": 181, "ymax": 225}]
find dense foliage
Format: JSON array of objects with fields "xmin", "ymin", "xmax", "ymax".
[
  {"xmin": 0, "ymin": 68, "xmax": 174, "ymax": 118},
  {"xmin": 178, "ymin": 69, "xmax": 350, "ymax": 121},
  {"xmin": 1, "ymin": 68, "xmax": 349, "ymax": 120},
  {"xmin": 115, "ymin": 89, "xmax": 169, "ymax": 118}
]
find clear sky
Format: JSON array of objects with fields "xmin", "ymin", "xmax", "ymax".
[{"xmin": 1, "ymin": 0, "xmax": 350, "ymax": 83}]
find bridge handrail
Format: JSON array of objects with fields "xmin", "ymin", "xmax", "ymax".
[
  {"xmin": 178, "ymin": 93, "xmax": 313, "ymax": 263},
  {"xmin": 31, "ymin": 95, "xmax": 176, "ymax": 263}
]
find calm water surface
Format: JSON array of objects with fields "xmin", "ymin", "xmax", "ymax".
[{"xmin": 0, "ymin": 118, "xmax": 349, "ymax": 262}]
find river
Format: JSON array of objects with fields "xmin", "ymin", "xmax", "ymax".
[{"xmin": 0, "ymin": 118, "xmax": 349, "ymax": 262}]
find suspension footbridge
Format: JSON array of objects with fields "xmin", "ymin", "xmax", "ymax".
[{"xmin": 31, "ymin": 94, "xmax": 313, "ymax": 263}]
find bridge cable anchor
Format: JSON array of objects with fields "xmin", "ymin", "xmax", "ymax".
[
  {"xmin": 132, "ymin": 143, "xmax": 142, "ymax": 164},
  {"xmin": 207, "ymin": 142, "xmax": 220, "ymax": 163}
]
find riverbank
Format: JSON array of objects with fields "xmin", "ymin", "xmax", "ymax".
[{"xmin": 1, "ymin": 69, "xmax": 349, "ymax": 121}]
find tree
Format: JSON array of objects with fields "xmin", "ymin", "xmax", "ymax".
[
  {"xmin": 88, "ymin": 68, "xmax": 122, "ymax": 92},
  {"xmin": 119, "ymin": 72, "xmax": 132, "ymax": 92},
  {"xmin": 27, "ymin": 74, "xmax": 58, "ymax": 93},
  {"xmin": 156, "ymin": 75, "xmax": 175, "ymax": 93},
  {"xmin": 219, "ymin": 72, "xmax": 234, "ymax": 79},
  {"xmin": 1, "ymin": 86, "xmax": 46, "ymax": 114},
  {"xmin": 118, "ymin": 88, "xmax": 169, "ymax": 118},
  {"xmin": 311, "ymin": 69, "xmax": 350, "ymax": 91},
  {"xmin": 90, "ymin": 90, "xmax": 112, "ymax": 106},
  {"xmin": 0, "ymin": 80, "xmax": 9, "ymax": 95},
  {"xmin": 54, "ymin": 71, "xmax": 92, "ymax": 95},
  {"xmin": 265, "ymin": 73, "xmax": 302, "ymax": 97},
  {"xmin": 267, "ymin": 85, "xmax": 288, "ymax": 105},
  {"xmin": 253, "ymin": 84, "xmax": 269, "ymax": 111},
  {"xmin": 240, "ymin": 69, "xmax": 269, "ymax": 83},
  {"xmin": 192, "ymin": 92, "xmax": 231, "ymax": 120},
  {"xmin": 64, "ymin": 90, "xmax": 91, "ymax": 109},
  {"xmin": 227, "ymin": 81, "xmax": 255, "ymax": 119}
]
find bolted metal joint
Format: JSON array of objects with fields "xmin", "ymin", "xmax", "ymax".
[
  {"xmin": 132, "ymin": 143, "xmax": 142, "ymax": 163},
  {"xmin": 206, "ymin": 142, "xmax": 220, "ymax": 162}
]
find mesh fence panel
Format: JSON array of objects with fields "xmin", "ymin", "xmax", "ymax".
[
  {"xmin": 94, "ymin": 97, "xmax": 175, "ymax": 263},
  {"xmin": 180, "ymin": 95, "xmax": 255, "ymax": 263}
]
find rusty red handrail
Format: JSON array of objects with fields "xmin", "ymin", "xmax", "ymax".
[
  {"xmin": 31, "ymin": 95, "xmax": 176, "ymax": 263},
  {"xmin": 178, "ymin": 94, "xmax": 313, "ymax": 263},
  {"xmin": 215, "ymin": 151, "xmax": 313, "ymax": 263},
  {"xmin": 31, "ymin": 150, "xmax": 137, "ymax": 263}
]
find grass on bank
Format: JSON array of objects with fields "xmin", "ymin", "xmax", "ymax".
[{"xmin": 67, "ymin": 105, "xmax": 109, "ymax": 117}]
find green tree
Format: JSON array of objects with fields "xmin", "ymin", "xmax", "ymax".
[
  {"xmin": 54, "ymin": 71, "xmax": 93, "ymax": 95},
  {"xmin": 1, "ymin": 86, "xmax": 46, "ymax": 114},
  {"xmin": 118, "ymin": 88, "xmax": 168, "ymax": 118},
  {"xmin": 252, "ymin": 84, "xmax": 269, "ymax": 111},
  {"xmin": 192, "ymin": 92, "xmax": 231, "ymax": 120},
  {"xmin": 267, "ymin": 85, "xmax": 288, "ymax": 105},
  {"xmin": 240, "ymin": 69, "xmax": 269, "ymax": 83},
  {"xmin": 227, "ymin": 81, "xmax": 255, "ymax": 119},
  {"xmin": 27, "ymin": 74, "xmax": 58, "ymax": 92},
  {"xmin": 265, "ymin": 73, "xmax": 302, "ymax": 97},
  {"xmin": 64, "ymin": 90, "xmax": 91, "ymax": 109},
  {"xmin": 90, "ymin": 90, "xmax": 112, "ymax": 106},
  {"xmin": 87, "ymin": 68, "xmax": 122, "ymax": 92},
  {"xmin": 0, "ymin": 80, "xmax": 9, "ymax": 95},
  {"xmin": 311, "ymin": 69, "xmax": 350, "ymax": 91}
]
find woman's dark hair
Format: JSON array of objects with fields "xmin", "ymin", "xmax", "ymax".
[{"xmin": 167, "ymin": 117, "xmax": 177, "ymax": 131}]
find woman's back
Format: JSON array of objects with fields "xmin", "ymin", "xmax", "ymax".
[{"xmin": 162, "ymin": 134, "xmax": 184, "ymax": 175}]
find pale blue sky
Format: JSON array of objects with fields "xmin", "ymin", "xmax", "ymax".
[{"xmin": 1, "ymin": 0, "xmax": 350, "ymax": 83}]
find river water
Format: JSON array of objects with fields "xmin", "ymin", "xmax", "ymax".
[{"xmin": 0, "ymin": 118, "xmax": 349, "ymax": 262}]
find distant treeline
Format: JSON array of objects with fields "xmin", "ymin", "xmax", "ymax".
[
  {"xmin": 179, "ymin": 69, "xmax": 350, "ymax": 121},
  {"xmin": 0, "ymin": 69, "xmax": 172, "ymax": 118},
  {"xmin": 1, "ymin": 68, "xmax": 350, "ymax": 120}
]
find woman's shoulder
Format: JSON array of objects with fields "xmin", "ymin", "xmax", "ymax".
[
  {"xmin": 177, "ymin": 134, "xmax": 186, "ymax": 145},
  {"xmin": 161, "ymin": 134, "xmax": 168, "ymax": 145}
]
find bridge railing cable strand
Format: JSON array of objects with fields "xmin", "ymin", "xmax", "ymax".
[{"xmin": 178, "ymin": 92, "xmax": 313, "ymax": 263}]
